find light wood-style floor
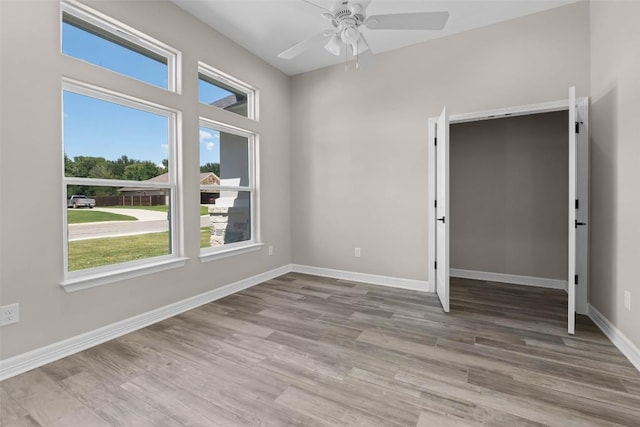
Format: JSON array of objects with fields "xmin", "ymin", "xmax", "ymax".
[{"xmin": 2, "ymin": 273, "xmax": 640, "ymax": 426}]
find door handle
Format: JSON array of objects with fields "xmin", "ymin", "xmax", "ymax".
[
  {"xmin": 575, "ymin": 221, "xmax": 586, "ymax": 228},
  {"xmin": 437, "ymin": 216, "xmax": 446, "ymax": 223}
]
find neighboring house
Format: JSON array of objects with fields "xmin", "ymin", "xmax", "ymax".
[
  {"xmin": 212, "ymin": 93, "xmax": 247, "ymax": 116},
  {"xmin": 120, "ymin": 172, "xmax": 221, "ymax": 204}
]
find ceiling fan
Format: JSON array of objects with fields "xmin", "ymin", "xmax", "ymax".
[{"xmin": 277, "ymin": 0, "xmax": 449, "ymax": 62}]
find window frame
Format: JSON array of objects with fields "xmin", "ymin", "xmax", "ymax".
[
  {"xmin": 61, "ymin": 79, "xmax": 184, "ymax": 290},
  {"xmin": 198, "ymin": 118, "xmax": 260, "ymax": 261},
  {"xmin": 198, "ymin": 62, "xmax": 258, "ymax": 121},
  {"xmin": 61, "ymin": 0, "xmax": 181, "ymax": 93}
]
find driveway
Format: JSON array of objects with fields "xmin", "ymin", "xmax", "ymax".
[
  {"xmin": 69, "ymin": 208, "xmax": 210, "ymax": 241},
  {"xmin": 92, "ymin": 207, "xmax": 167, "ymax": 221}
]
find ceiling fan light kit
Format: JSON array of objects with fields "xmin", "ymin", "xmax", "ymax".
[
  {"xmin": 325, "ymin": 34, "xmax": 342, "ymax": 56},
  {"xmin": 277, "ymin": 0, "xmax": 450, "ymax": 69}
]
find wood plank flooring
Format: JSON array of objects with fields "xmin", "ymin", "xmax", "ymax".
[{"xmin": 2, "ymin": 273, "xmax": 640, "ymax": 426}]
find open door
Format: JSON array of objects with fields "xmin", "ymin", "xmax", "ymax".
[
  {"xmin": 435, "ymin": 107, "xmax": 450, "ymax": 312},
  {"xmin": 568, "ymin": 87, "xmax": 590, "ymax": 334}
]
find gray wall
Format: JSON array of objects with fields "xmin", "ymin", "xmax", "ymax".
[
  {"xmin": 291, "ymin": 1, "xmax": 589, "ymax": 283},
  {"xmin": 590, "ymin": 0, "xmax": 640, "ymax": 350},
  {"xmin": 450, "ymin": 112, "xmax": 568, "ymax": 280},
  {"xmin": 0, "ymin": 0, "xmax": 291, "ymax": 359}
]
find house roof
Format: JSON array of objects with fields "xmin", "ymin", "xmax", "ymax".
[
  {"xmin": 211, "ymin": 94, "xmax": 246, "ymax": 110},
  {"xmin": 120, "ymin": 171, "xmax": 220, "ymax": 192}
]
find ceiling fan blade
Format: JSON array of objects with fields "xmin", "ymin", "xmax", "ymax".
[
  {"xmin": 277, "ymin": 31, "xmax": 332, "ymax": 60},
  {"xmin": 301, "ymin": 0, "xmax": 332, "ymax": 13},
  {"xmin": 352, "ymin": 32, "xmax": 370, "ymax": 56},
  {"xmin": 365, "ymin": 11, "xmax": 449, "ymax": 30},
  {"xmin": 357, "ymin": 48, "xmax": 374, "ymax": 69},
  {"xmin": 354, "ymin": 33, "xmax": 374, "ymax": 69}
]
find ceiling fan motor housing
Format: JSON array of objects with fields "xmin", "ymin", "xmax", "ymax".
[{"xmin": 331, "ymin": 3, "xmax": 365, "ymax": 45}]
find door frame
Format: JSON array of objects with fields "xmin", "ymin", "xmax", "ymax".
[{"xmin": 427, "ymin": 97, "xmax": 589, "ymax": 315}]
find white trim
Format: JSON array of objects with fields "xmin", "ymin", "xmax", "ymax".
[
  {"xmin": 64, "ymin": 177, "xmax": 172, "ymax": 189},
  {"xmin": 291, "ymin": 264, "xmax": 430, "ymax": 292},
  {"xmin": 63, "ymin": 78, "xmax": 177, "ymax": 117},
  {"xmin": 62, "ymin": 257, "xmax": 189, "ymax": 292},
  {"xmin": 450, "ymin": 269, "xmax": 568, "ymax": 291},
  {"xmin": 199, "ymin": 118, "xmax": 255, "ymax": 140},
  {"xmin": 199, "ymin": 243, "xmax": 263, "ymax": 262},
  {"xmin": 427, "ymin": 117, "xmax": 437, "ymax": 297},
  {"xmin": 588, "ymin": 305, "xmax": 640, "ymax": 372},
  {"xmin": 0, "ymin": 265, "xmax": 292, "ymax": 381},
  {"xmin": 450, "ymin": 99, "xmax": 569, "ymax": 124}
]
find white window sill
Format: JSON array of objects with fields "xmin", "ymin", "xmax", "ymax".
[
  {"xmin": 61, "ymin": 257, "xmax": 189, "ymax": 292},
  {"xmin": 199, "ymin": 242, "xmax": 263, "ymax": 263}
]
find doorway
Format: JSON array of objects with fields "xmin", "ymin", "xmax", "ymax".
[{"xmin": 428, "ymin": 89, "xmax": 589, "ymax": 334}]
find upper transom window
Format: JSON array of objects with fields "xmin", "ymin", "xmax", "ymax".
[
  {"xmin": 61, "ymin": 1, "xmax": 179, "ymax": 91},
  {"xmin": 199, "ymin": 62, "xmax": 257, "ymax": 120}
]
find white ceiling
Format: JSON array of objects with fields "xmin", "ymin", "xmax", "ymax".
[{"xmin": 171, "ymin": 0, "xmax": 579, "ymax": 76}]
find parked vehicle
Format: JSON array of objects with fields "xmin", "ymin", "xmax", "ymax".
[{"xmin": 67, "ymin": 195, "xmax": 95, "ymax": 209}]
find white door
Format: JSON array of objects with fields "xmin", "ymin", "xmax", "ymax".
[
  {"xmin": 568, "ymin": 87, "xmax": 590, "ymax": 334},
  {"xmin": 567, "ymin": 86, "xmax": 583, "ymax": 334},
  {"xmin": 435, "ymin": 107, "xmax": 450, "ymax": 312},
  {"xmin": 575, "ymin": 97, "xmax": 590, "ymax": 317}
]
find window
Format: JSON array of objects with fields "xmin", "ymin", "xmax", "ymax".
[
  {"xmin": 199, "ymin": 120, "xmax": 258, "ymax": 257},
  {"xmin": 63, "ymin": 80, "xmax": 180, "ymax": 279},
  {"xmin": 199, "ymin": 62, "xmax": 257, "ymax": 120},
  {"xmin": 61, "ymin": 1, "xmax": 179, "ymax": 91}
]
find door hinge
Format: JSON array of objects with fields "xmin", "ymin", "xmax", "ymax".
[
  {"xmin": 575, "ymin": 121, "xmax": 583, "ymax": 134},
  {"xmin": 575, "ymin": 199, "xmax": 579, "ymax": 210},
  {"xmin": 575, "ymin": 274, "xmax": 579, "ymax": 285},
  {"xmin": 434, "ymin": 200, "xmax": 437, "ymax": 208},
  {"xmin": 434, "ymin": 261, "xmax": 437, "ymax": 270},
  {"xmin": 434, "ymin": 136, "xmax": 438, "ymax": 146}
]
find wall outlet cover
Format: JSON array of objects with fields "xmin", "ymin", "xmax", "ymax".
[{"xmin": 1, "ymin": 303, "xmax": 19, "ymax": 326}]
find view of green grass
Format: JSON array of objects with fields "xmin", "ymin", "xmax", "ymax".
[
  {"xmin": 67, "ymin": 210, "xmax": 137, "ymax": 224},
  {"xmin": 106, "ymin": 205, "xmax": 210, "ymax": 215},
  {"xmin": 68, "ymin": 227, "xmax": 212, "ymax": 271},
  {"xmin": 200, "ymin": 226, "xmax": 211, "ymax": 248},
  {"xmin": 68, "ymin": 232, "xmax": 170, "ymax": 271}
]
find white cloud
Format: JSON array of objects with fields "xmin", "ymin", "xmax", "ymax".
[
  {"xmin": 206, "ymin": 142, "xmax": 215, "ymax": 151},
  {"xmin": 200, "ymin": 130, "xmax": 220, "ymax": 144},
  {"xmin": 160, "ymin": 143, "xmax": 168, "ymax": 153},
  {"xmin": 200, "ymin": 130, "xmax": 213, "ymax": 141}
]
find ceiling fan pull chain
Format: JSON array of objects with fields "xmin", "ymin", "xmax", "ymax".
[{"xmin": 345, "ymin": 45, "xmax": 348, "ymax": 71}]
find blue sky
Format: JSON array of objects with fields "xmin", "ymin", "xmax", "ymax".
[{"xmin": 62, "ymin": 21, "xmax": 229, "ymax": 167}]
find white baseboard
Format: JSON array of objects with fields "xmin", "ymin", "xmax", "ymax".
[
  {"xmin": 450, "ymin": 269, "xmax": 568, "ymax": 291},
  {"xmin": 588, "ymin": 305, "xmax": 640, "ymax": 372},
  {"xmin": 0, "ymin": 265, "xmax": 292, "ymax": 381},
  {"xmin": 291, "ymin": 264, "xmax": 430, "ymax": 292}
]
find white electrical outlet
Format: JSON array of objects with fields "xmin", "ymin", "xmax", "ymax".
[
  {"xmin": 1, "ymin": 303, "xmax": 19, "ymax": 326},
  {"xmin": 268, "ymin": 245, "xmax": 274, "ymax": 256},
  {"xmin": 354, "ymin": 247, "xmax": 361, "ymax": 258},
  {"xmin": 624, "ymin": 291, "xmax": 631, "ymax": 311}
]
